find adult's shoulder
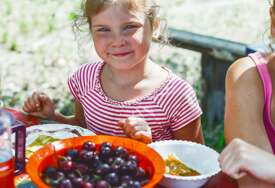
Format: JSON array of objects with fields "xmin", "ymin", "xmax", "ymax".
[
  {"xmin": 224, "ymin": 55, "xmax": 269, "ymax": 148},
  {"xmin": 226, "ymin": 56, "xmax": 256, "ymax": 80},
  {"xmin": 226, "ymin": 56, "xmax": 260, "ymax": 90}
]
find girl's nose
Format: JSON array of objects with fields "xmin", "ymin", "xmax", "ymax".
[{"xmin": 111, "ymin": 32, "xmax": 127, "ymax": 48}]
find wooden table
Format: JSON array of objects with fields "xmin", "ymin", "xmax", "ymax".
[{"xmin": 7, "ymin": 108, "xmax": 238, "ymax": 188}]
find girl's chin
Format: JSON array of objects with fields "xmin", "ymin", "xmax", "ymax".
[
  {"xmin": 106, "ymin": 61, "xmax": 139, "ymax": 70},
  {"xmin": 110, "ymin": 53, "xmax": 134, "ymax": 60}
]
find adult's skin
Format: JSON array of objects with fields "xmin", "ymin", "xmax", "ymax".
[{"xmin": 221, "ymin": 5, "xmax": 275, "ymax": 187}]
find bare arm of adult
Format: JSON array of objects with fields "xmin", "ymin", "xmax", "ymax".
[
  {"xmin": 173, "ymin": 117, "xmax": 204, "ymax": 144},
  {"xmin": 219, "ymin": 138, "xmax": 275, "ymax": 184},
  {"xmin": 22, "ymin": 92, "xmax": 86, "ymax": 127},
  {"xmin": 224, "ymin": 57, "xmax": 275, "ymax": 187}
]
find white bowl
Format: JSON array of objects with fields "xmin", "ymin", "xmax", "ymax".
[{"xmin": 149, "ymin": 140, "xmax": 220, "ymax": 188}]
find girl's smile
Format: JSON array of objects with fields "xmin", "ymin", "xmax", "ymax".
[{"xmin": 108, "ymin": 51, "xmax": 134, "ymax": 60}]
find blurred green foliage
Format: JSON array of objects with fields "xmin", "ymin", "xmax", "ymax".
[
  {"xmin": 202, "ymin": 114, "xmax": 225, "ymax": 152},
  {"xmin": 68, "ymin": 12, "xmax": 78, "ymax": 21}
]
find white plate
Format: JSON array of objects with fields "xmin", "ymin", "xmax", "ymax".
[{"xmin": 26, "ymin": 123, "xmax": 95, "ymax": 146}]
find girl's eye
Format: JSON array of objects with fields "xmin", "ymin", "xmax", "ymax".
[
  {"xmin": 96, "ymin": 27, "xmax": 110, "ymax": 32},
  {"xmin": 124, "ymin": 25, "xmax": 138, "ymax": 30}
]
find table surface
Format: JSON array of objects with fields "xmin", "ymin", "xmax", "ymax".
[{"xmin": 6, "ymin": 107, "xmax": 238, "ymax": 188}]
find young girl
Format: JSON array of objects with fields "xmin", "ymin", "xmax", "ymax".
[
  {"xmin": 22, "ymin": 0, "xmax": 203, "ymax": 144},
  {"xmin": 219, "ymin": 0, "xmax": 275, "ymax": 187}
]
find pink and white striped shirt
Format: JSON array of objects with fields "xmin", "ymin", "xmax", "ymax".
[{"xmin": 68, "ymin": 62, "xmax": 202, "ymax": 141}]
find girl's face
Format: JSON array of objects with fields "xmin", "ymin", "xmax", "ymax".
[{"xmin": 91, "ymin": 5, "xmax": 153, "ymax": 70}]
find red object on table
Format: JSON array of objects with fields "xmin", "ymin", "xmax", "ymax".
[
  {"xmin": 4, "ymin": 107, "xmax": 40, "ymax": 127},
  {"xmin": 0, "ymin": 158, "xmax": 15, "ymax": 188},
  {"xmin": 7, "ymin": 108, "xmax": 238, "ymax": 188},
  {"xmin": 203, "ymin": 172, "xmax": 238, "ymax": 188}
]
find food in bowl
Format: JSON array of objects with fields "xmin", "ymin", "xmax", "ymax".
[
  {"xmin": 26, "ymin": 135, "xmax": 165, "ymax": 188},
  {"xmin": 149, "ymin": 140, "xmax": 220, "ymax": 188},
  {"xmin": 165, "ymin": 154, "xmax": 200, "ymax": 176},
  {"xmin": 42, "ymin": 141, "xmax": 149, "ymax": 187}
]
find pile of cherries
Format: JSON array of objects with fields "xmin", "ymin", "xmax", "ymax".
[{"xmin": 41, "ymin": 141, "xmax": 149, "ymax": 188}]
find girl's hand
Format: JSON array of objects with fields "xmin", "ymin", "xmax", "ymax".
[
  {"xmin": 219, "ymin": 138, "xmax": 275, "ymax": 184},
  {"xmin": 118, "ymin": 117, "xmax": 152, "ymax": 144},
  {"xmin": 22, "ymin": 92, "xmax": 55, "ymax": 119}
]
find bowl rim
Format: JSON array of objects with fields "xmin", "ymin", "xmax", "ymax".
[
  {"xmin": 26, "ymin": 135, "xmax": 165, "ymax": 188},
  {"xmin": 148, "ymin": 140, "xmax": 221, "ymax": 181}
]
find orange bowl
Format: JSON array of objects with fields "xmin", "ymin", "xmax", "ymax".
[{"xmin": 26, "ymin": 135, "xmax": 165, "ymax": 188}]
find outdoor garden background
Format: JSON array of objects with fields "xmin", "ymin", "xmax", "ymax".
[{"xmin": 0, "ymin": 0, "xmax": 269, "ymax": 152}]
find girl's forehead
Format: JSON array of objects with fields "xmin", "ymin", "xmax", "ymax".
[{"xmin": 91, "ymin": 5, "xmax": 146, "ymax": 24}]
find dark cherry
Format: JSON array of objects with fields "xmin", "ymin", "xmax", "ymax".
[
  {"xmin": 43, "ymin": 166, "xmax": 57, "ymax": 178},
  {"xmin": 132, "ymin": 181, "xmax": 141, "ymax": 188},
  {"xmin": 82, "ymin": 181, "xmax": 95, "ymax": 188},
  {"xmin": 105, "ymin": 172, "xmax": 120, "ymax": 186},
  {"xmin": 67, "ymin": 172, "xmax": 77, "ymax": 180},
  {"xmin": 75, "ymin": 163, "xmax": 89, "ymax": 174},
  {"xmin": 82, "ymin": 151, "xmax": 95, "ymax": 163},
  {"xmin": 79, "ymin": 149, "xmax": 89, "ymax": 160},
  {"xmin": 95, "ymin": 180, "xmax": 110, "ymax": 188},
  {"xmin": 71, "ymin": 177, "xmax": 84, "ymax": 188},
  {"xmin": 114, "ymin": 146, "xmax": 128, "ymax": 159},
  {"xmin": 60, "ymin": 179, "xmax": 73, "ymax": 188},
  {"xmin": 107, "ymin": 156, "xmax": 115, "ymax": 165},
  {"xmin": 59, "ymin": 158, "xmax": 73, "ymax": 172},
  {"xmin": 100, "ymin": 146, "xmax": 112, "ymax": 159},
  {"xmin": 128, "ymin": 154, "xmax": 139, "ymax": 164},
  {"xmin": 55, "ymin": 171, "xmax": 65, "ymax": 181},
  {"xmin": 112, "ymin": 157, "xmax": 125, "ymax": 166},
  {"xmin": 65, "ymin": 149, "xmax": 79, "ymax": 160},
  {"xmin": 83, "ymin": 141, "xmax": 96, "ymax": 151},
  {"xmin": 120, "ymin": 175, "xmax": 132, "ymax": 183},
  {"xmin": 96, "ymin": 163, "xmax": 111, "ymax": 176},
  {"xmin": 135, "ymin": 167, "xmax": 147, "ymax": 180},
  {"xmin": 100, "ymin": 142, "xmax": 112, "ymax": 149},
  {"xmin": 121, "ymin": 160, "xmax": 137, "ymax": 175},
  {"xmin": 91, "ymin": 154, "xmax": 101, "ymax": 169},
  {"xmin": 111, "ymin": 157, "xmax": 125, "ymax": 172}
]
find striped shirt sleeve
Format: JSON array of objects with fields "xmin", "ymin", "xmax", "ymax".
[
  {"xmin": 68, "ymin": 71, "xmax": 81, "ymax": 101},
  {"xmin": 67, "ymin": 63, "xmax": 99, "ymax": 102},
  {"xmin": 169, "ymin": 81, "xmax": 202, "ymax": 132}
]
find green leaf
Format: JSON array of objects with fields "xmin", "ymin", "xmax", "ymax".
[{"xmin": 68, "ymin": 12, "xmax": 78, "ymax": 21}]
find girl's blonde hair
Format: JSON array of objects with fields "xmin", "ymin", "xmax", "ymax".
[{"xmin": 73, "ymin": 0, "xmax": 168, "ymax": 43}]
